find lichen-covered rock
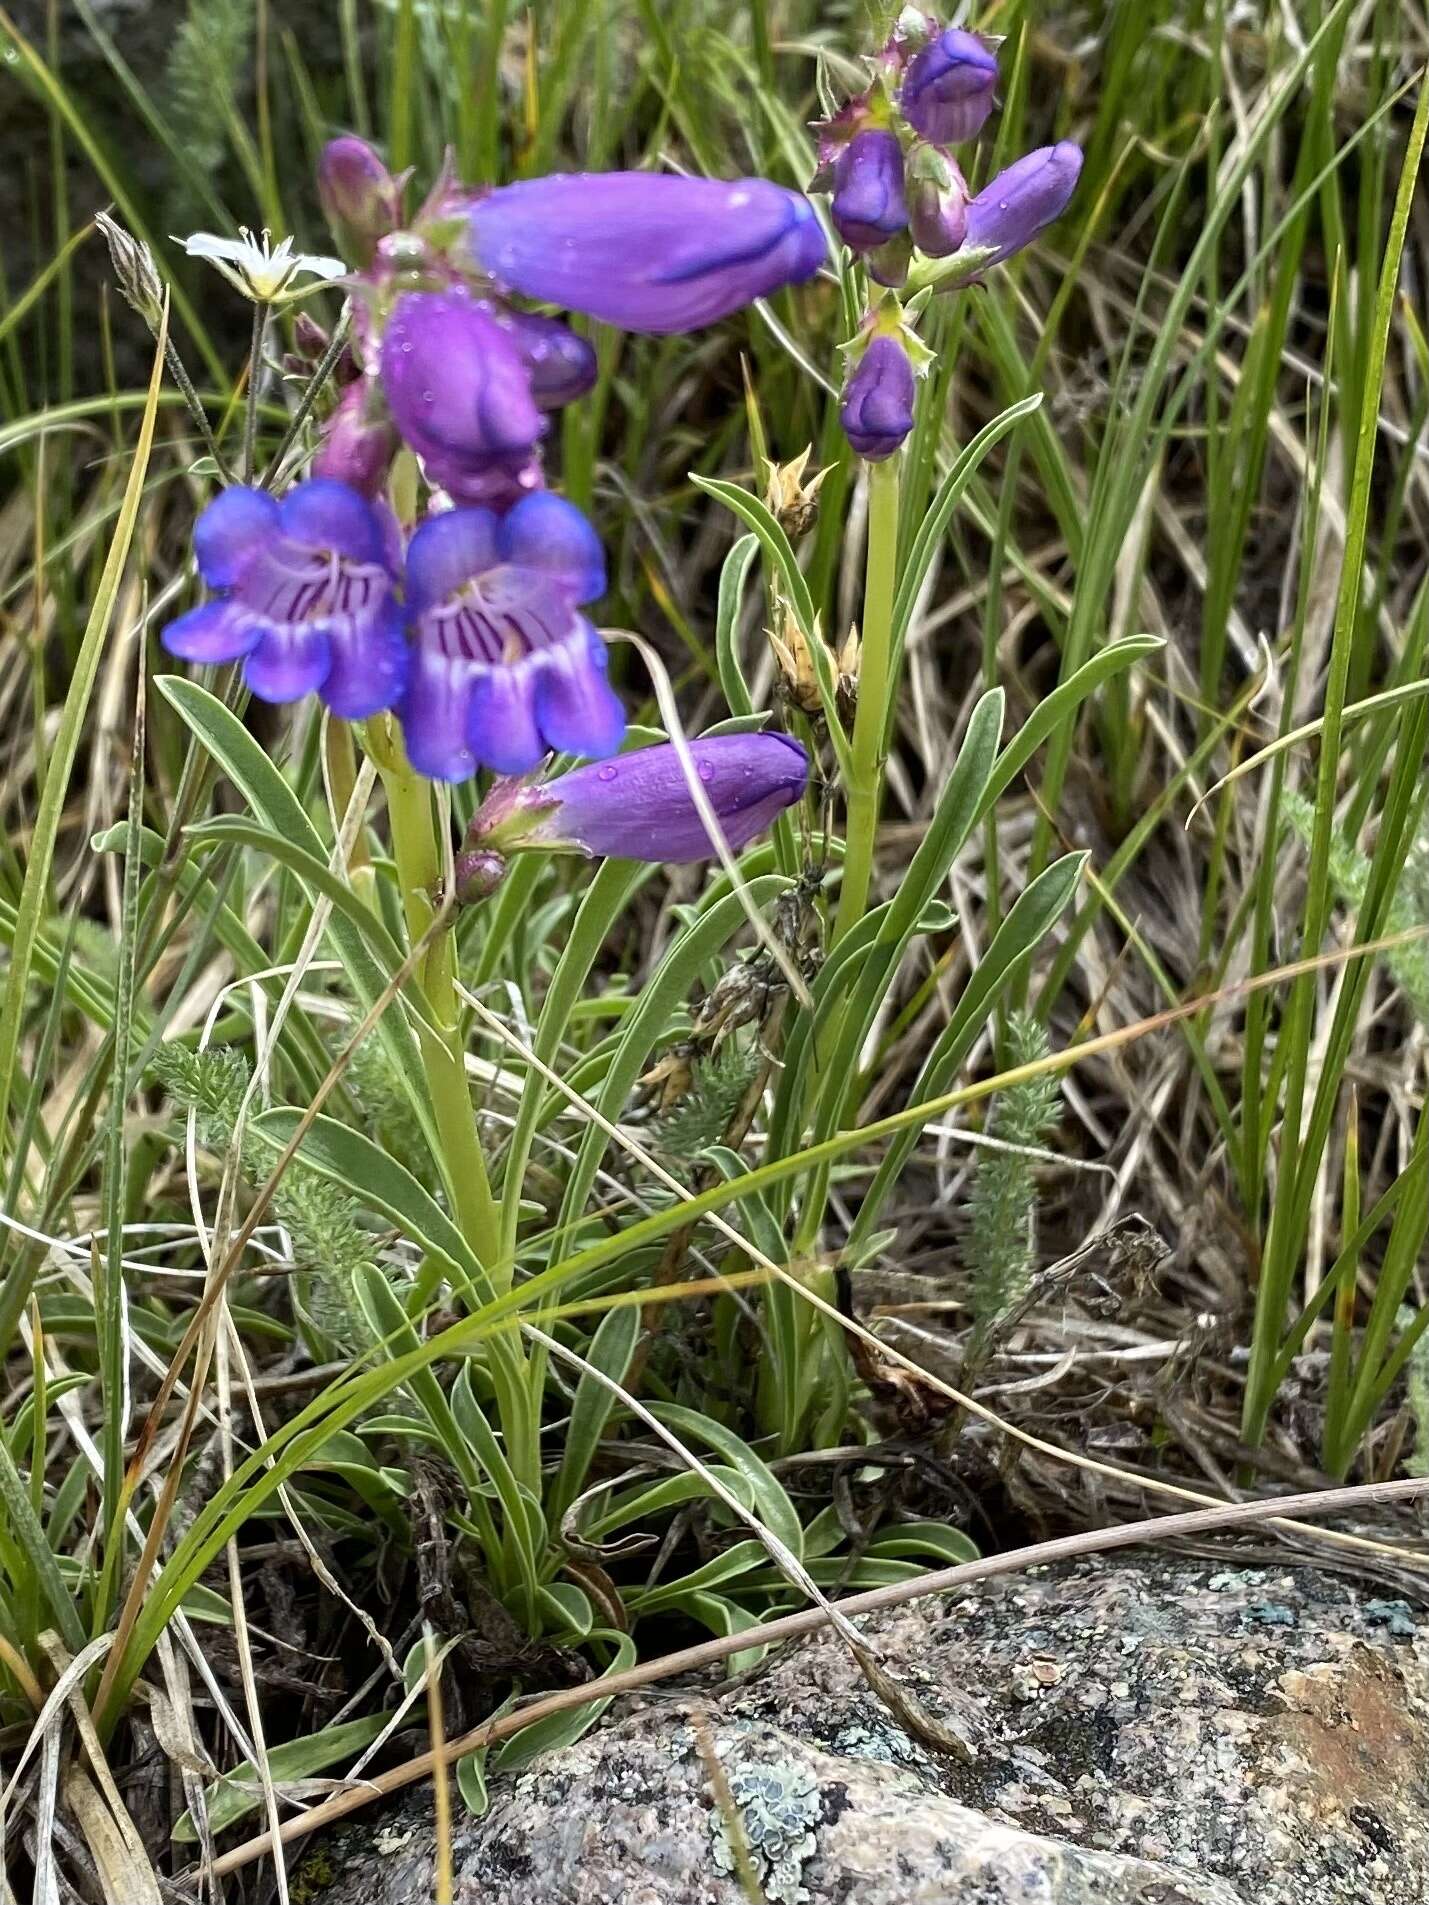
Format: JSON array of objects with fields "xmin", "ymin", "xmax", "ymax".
[{"xmin": 319, "ymin": 1556, "xmax": 1429, "ymax": 1904}]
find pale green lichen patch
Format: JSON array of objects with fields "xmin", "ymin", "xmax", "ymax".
[{"xmin": 710, "ymin": 1736, "xmax": 822, "ymax": 1905}]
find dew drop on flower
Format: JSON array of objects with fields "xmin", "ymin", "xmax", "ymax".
[{"xmin": 597, "ymin": 764, "xmax": 619, "ymax": 781}]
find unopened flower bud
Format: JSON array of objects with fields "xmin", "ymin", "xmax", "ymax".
[
  {"xmin": 840, "ymin": 332, "xmax": 916, "ymax": 462},
  {"xmin": 318, "ymin": 136, "xmax": 403, "ymax": 264},
  {"xmin": 905, "ymin": 143, "xmax": 969, "ymax": 257},
  {"xmin": 313, "ymin": 381, "xmax": 399, "ymax": 498},
  {"xmin": 452, "ymin": 848, "xmax": 508, "ymax": 903},
  {"xmin": 831, "ymin": 129, "xmax": 908, "ymax": 254},
  {"xmin": 900, "ymin": 28, "xmax": 999, "ymax": 145},
  {"xmin": 94, "ymin": 212, "xmax": 165, "ymax": 328},
  {"xmin": 467, "ymin": 734, "xmax": 808, "ymax": 863},
  {"xmin": 469, "ymin": 172, "xmax": 825, "ymax": 334},
  {"xmin": 961, "ymin": 142, "xmax": 1083, "ymax": 272}
]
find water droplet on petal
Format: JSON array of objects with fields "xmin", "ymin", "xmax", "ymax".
[
  {"xmin": 697, "ymin": 763, "xmax": 716, "ymax": 783},
  {"xmin": 597, "ymin": 764, "xmax": 618, "ymax": 782}
]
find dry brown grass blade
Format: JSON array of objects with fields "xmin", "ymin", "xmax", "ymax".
[{"xmin": 209, "ymin": 1474, "xmax": 1429, "ymax": 1879}]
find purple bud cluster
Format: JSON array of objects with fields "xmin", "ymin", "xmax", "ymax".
[
  {"xmin": 821, "ymin": 12, "xmax": 1083, "ymax": 462},
  {"xmin": 817, "ymin": 13, "xmax": 1081, "ymax": 294},
  {"xmin": 164, "ymin": 141, "xmax": 830, "ymax": 787}
]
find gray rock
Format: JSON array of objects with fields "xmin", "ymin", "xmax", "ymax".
[{"xmin": 315, "ymin": 1555, "xmax": 1429, "ymax": 1904}]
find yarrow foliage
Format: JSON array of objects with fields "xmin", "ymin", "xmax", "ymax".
[{"xmin": 163, "ymin": 141, "xmax": 829, "ymax": 788}]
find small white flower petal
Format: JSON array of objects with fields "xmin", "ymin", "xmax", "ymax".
[
  {"xmin": 288, "ymin": 253, "xmax": 348, "ymax": 282},
  {"xmin": 177, "ymin": 232, "xmax": 255, "ymax": 266}
]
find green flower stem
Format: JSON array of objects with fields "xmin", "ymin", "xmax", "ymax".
[
  {"xmin": 832, "ymin": 453, "xmax": 900, "ymax": 948},
  {"xmin": 372, "ymin": 723, "xmax": 503, "ymax": 1286},
  {"xmin": 242, "ymin": 298, "xmax": 269, "ymax": 484}
]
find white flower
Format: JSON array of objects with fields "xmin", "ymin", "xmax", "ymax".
[{"xmin": 175, "ymin": 227, "xmax": 347, "ymax": 303}]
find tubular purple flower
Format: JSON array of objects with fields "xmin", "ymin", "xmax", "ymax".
[
  {"xmin": 313, "ymin": 382, "xmax": 399, "ymax": 498},
  {"xmin": 467, "ymin": 733, "xmax": 809, "ymax": 863},
  {"xmin": 318, "ymin": 137, "xmax": 402, "ymax": 264},
  {"xmin": 831, "ymin": 130, "xmax": 908, "ymax": 254},
  {"xmin": 905, "ymin": 143, "xmax": 968, "ymax": 257},
  {"xmin": 160, "ymin": 479, "xmax": 408, "ymax": 717},
  {"xmin": 468, "ymin": 172, "xmax": 827, "ymax": 334},
  {"xmin": 492, "ymin": 310, "xmax": 599, "ymax": 410},
  {"xmin": 398, "ymin": 491, "xmax": 623, "ymax": 782},
  {"xmin": 380, "ymin": 289, "xmax": 546, "ymax": 472},
  {"xmin": 900, "ymin": 28, "xmax": 999, "ymax": 145},
  {"xmin": 839, "ymin": 334, "xmax": 916, "ymax": 462},
  {"xmin": 963, "ymin": 142, "xmax": 1083, "ymax": 271}
]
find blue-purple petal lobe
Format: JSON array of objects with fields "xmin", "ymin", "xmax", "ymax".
[
  {"xmin": 400, "ymin": 648, "xmax": 481, "ymax": 783},
  {"xmin": 532, "ymin": 629, "xmax": 626, "ymax": 760},
  {"xmin": 193, "ymin": 486, "xmax": 281, "ymax": 589},
  {"xmin": 278, "ymin": 477, "xmax": 387, "ymax": 565},
  {"xmin": 320, "ymin": 597, "xmax": 411, "ymax": 720},
  {"xmin": 469, "ymin": 173, "xmax": 827, "ymax": 334},
  {"xmin": 405, "ymin": 508, "xmax": 503, "ymax": 615},
  {"xmin": 244, "ymin": 625, "xmax": 332, "ymax": 704},
  {"xmin": 467, "ymin": 665, "xmax": 546, "ymax": 776},
  {"xmin": 161, "ymin": 600, "xmax": 258, "ymax": 664},
  {"xmin": 498, "ymin": 492, "xmax": 606, "ymax": 605}
]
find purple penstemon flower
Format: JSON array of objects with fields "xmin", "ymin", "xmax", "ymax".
[
  {"xmin": 398, "ymin": 491, "xmax": 623, "ymax": 782},
  {"xmin": 161, "ymin": 479, "xmax": 408, "ymax": 716},
  {"xmin": 462, "ymin": 732, "xmax": 809, "ymax": 871},
  {"xmin": 467, "ymin": 172, "xmax": 827, "ymax": 334}
]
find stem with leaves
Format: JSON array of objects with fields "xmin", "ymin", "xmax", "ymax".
[
  {"xmin": 242, "ymin": 297, "xmax": 270, "ymax": 483},
  {"xmin": 367, "ymin": 720, "xmax": 502, "ymax": 1283},
  {"xmin": 833, "ymin": 454, "xmax": 900, "ymax": 947}
]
